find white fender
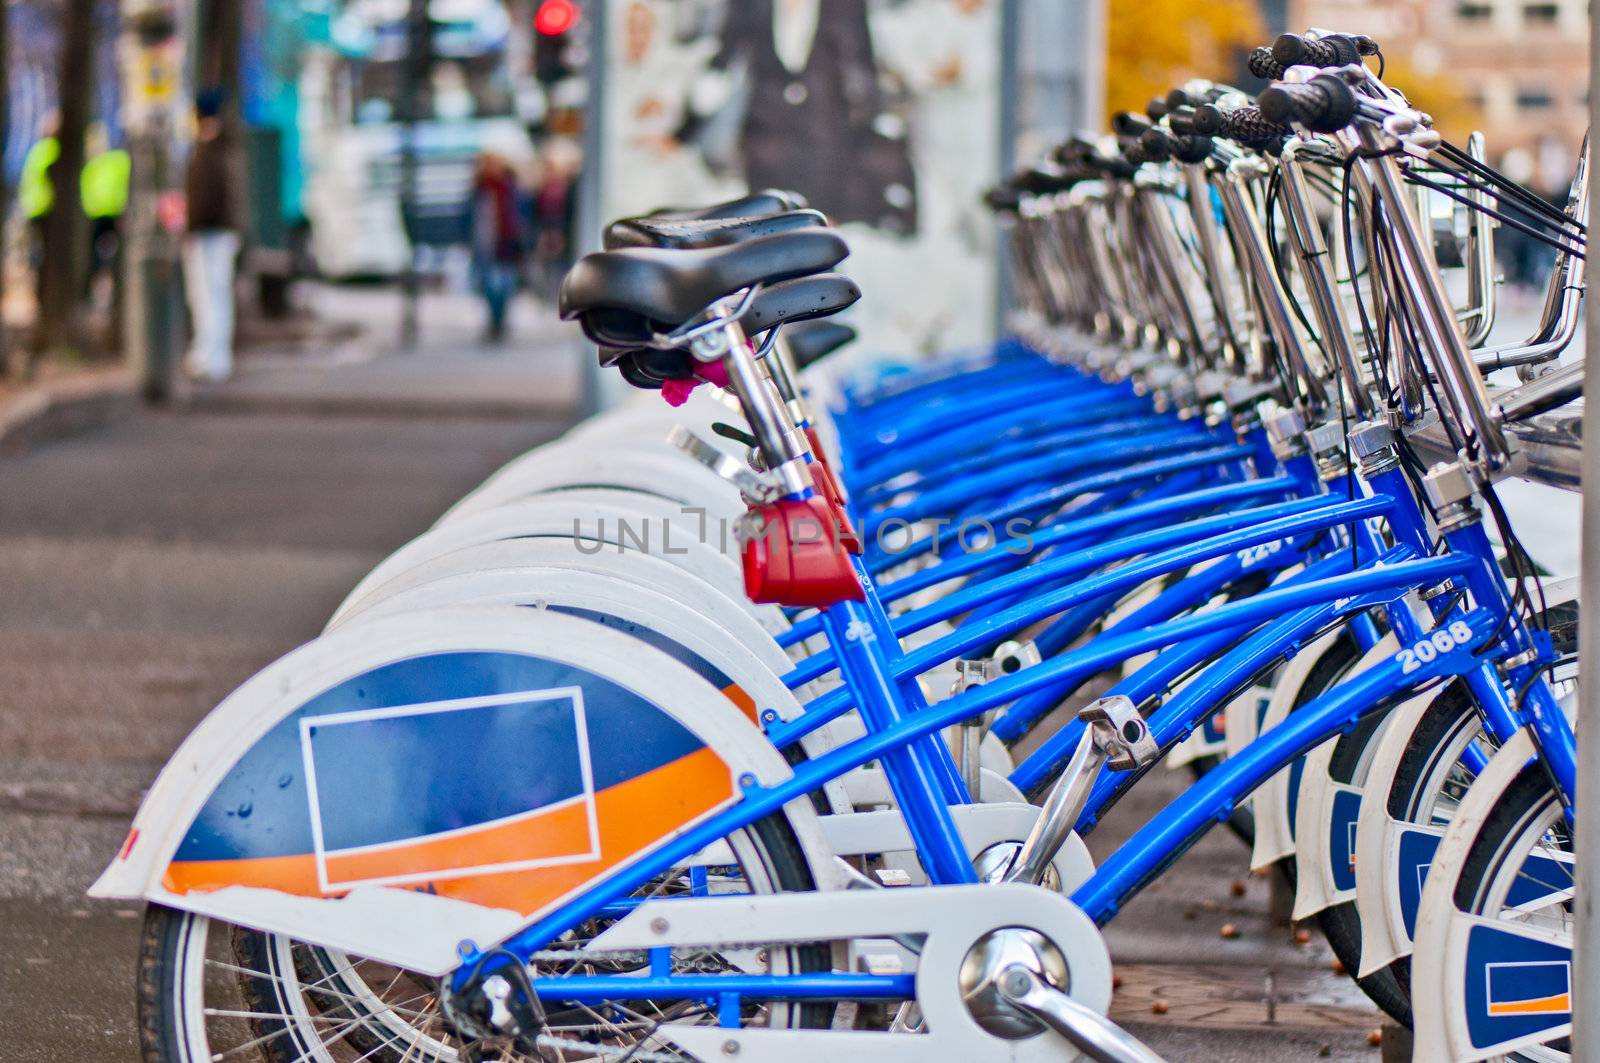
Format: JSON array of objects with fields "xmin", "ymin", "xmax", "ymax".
[
  {"xmin": 1354, "ymin": 577, "xmax": 1577, "ymax": 977},
  {"xmin": 1247, "ymin": 625, "xmax": 1349, "ymax": 872},
  {"xmin": 1410, "ymin": 728, "xmax": 1572, "ymax": 1063},
  {"xmin": 442, "ymin": 436, "xmax": 745, "ymax": 525},
  {"xmin": 1289, "ymin": 636, "xmax": 1401, "ymax": 921},
  {"xmin": 326, "ymin": 563, "xmax": 854, "ymax": 813},
  {"xmin": 91, "ymin": 608, "xmax": 844, "ymax": 976},
  {"xmin": 330, "ymin": 490, "xmax": 753, "ymax": 629},
  {"xmin": 331, "ymin": 553, "xmax": 790, "ymax": 675},
  {"xmin": 1352, "ymin": 682, "xmax": 1456, "ymax": 977},
  {"xmin": 329, "ymin": 535, "xmax": 791, "ymax": 646},
  {"xmin": 565, "ymin": 400, "xmax": 747, "ymax": 460}
]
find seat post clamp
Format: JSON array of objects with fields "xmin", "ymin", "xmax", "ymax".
[{"xmin": 1078, "ymin": 695, "xmax": 1158, "ymax": 772}]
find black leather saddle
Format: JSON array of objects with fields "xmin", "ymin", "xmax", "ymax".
[
  {"xmin": 596, "ymin": 274, "xmax": 863, "ymax": 389},
  {"xmin": 784, "ymin": 320, "xmax": 857, "ymax": 369},
  {"xmin": 559, "ymin": 229, "xmax": 850, "ymax": 347},
  {"xmin": 644, "ymin": 189, "xmax": 809, "ymax": 222},
  {"xmin": 604, "ymin": 208, "xmax": 828, "ymax": 251}
]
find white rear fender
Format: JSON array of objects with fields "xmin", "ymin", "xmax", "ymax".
[
  {"xmin": 327, "ymin": 564, "xmax": 853, "ymax": 814},
  {"xmin": 337, "ymin": 490, "xmax": 746, "ymax": 623},
  {"xmin": 91, "ymin": 607, "xmax": 841, "ymax": 975}
]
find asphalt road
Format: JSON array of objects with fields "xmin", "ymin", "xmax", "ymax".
[
  {"xmin": 0, "ymin": 401, "xmax": 1387, "ymax": 1062},
  {"xmin": 0, "ymin": 406, "xmax": 567, "ymax": 1060}
]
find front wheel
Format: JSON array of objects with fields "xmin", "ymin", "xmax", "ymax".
[{"xmin": 1450, "ymin": 765, "xmax": 1573, "ymax": 1062}]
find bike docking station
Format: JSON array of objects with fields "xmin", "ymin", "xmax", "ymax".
[{"xmin": 85, "ymin": 27, "xmax": 1595, "ymax": 1063}]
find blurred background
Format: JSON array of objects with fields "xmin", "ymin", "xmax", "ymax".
[
  {"xmin": 0, "ymin": 0, "xmax": 1584, "ymax": 409},
  {"xmin": 0, "ymin": 5, "xmax": 1586, "ymax": 1060}
]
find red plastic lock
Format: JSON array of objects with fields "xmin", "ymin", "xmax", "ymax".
[{"xmin": 742, "ymin": 496, "xmax": 864, "ymax": 608}]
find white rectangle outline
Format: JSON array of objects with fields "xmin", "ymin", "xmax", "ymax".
[
  {"xmin": 1484, "ymin": 959, "xmax": 1571, "ymax": 1015},
  {"xmin": 299, "ymin": 687, "xmax": 601, "ymax": 893}
]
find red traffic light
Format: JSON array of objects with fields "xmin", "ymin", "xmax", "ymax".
[{"xmin": 535, "ymin": 0, "xmax": 580, "ymax": 35}]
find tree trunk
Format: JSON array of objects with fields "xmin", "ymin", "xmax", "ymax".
[
  {"xmin": 34, "ymin": 0, "xmax": 98, "ymax": 361},
  {"xmin": 196, "ymin": 0, "xmax": 248, "ymax": 311},
  {"xmin": 0, "ymin": 0, "xmax": 11, "ymax": 374}
]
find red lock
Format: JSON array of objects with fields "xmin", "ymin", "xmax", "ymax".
[{"xmin": 742, "ymin": 496, "xmax": 864, "ymax": 608}]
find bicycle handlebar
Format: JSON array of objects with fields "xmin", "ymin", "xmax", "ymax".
[
  {"xmin": 1257, "ymin": 74, "xmax": 1359, "ymax": 133},
  {"xmin": 1247, "ymin": 47, "xmax": 1285, "ymax": 80},
  {"xmin": 1193, "ymin": 103, "xmax": 1291, "ymax": 146},
  {"xmin": 1271, "ymin": 31, "xmax": 1362, "ymax": 69}
]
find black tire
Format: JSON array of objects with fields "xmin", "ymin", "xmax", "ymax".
[{"xmin": 137, "ymin": 813, "xmax": 830, "ymax": 1062}]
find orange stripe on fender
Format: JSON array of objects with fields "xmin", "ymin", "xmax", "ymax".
[
  {"xmin": 163, "ymin": 746, "xmax": 736, "ymax": 917},
  {"xmin": 1487, "ymin": 993, "xmax": 1571, "ymax": 1016},
  {"xmin": 721, "ymin": 683, "xmax": 759, "ymax": 724},
  {"xmin": 324, "ymin": 798, "xmax": 595, "ymax": 885}
]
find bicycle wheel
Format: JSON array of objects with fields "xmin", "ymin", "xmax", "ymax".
[
  {"xmin": 1365, "ymin": 595, "xmax": 1577, "ymax": 1020},
  {"xmin": 137, "ymin": 814, "xmax": 830, "ymax": 1062},
  {"xmin": 1451, "ymin": 764, "xmax": 1573, "ymax": 1062}
]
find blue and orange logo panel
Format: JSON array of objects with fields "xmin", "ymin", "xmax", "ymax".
[
  {"xmin": 1485, "ymin": 960, "xmax": 1571, "ymax": 1017},
  {"xmin": 1464, "ymin": 924, "xmax": 1572, "ymax": 1050},
  {"xmin": 164, "ymin": 651, "xmax": 737, "ymax": 917}
]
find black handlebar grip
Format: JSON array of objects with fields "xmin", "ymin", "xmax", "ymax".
[
  {"xmin": 1138, "ymin": 127, "xmax": 1174, "ymax": 161},
  {"xmin": 1192, "ymin": 103, "xmax": 1225, "ymax": 135},
  {"xmin": 1257, "ymin": 74, "xmax": 1359, "ymax": 133},
  {"xmin": 1223, "ymin": 106, "xmax": 1291, "ymax": 142},
  {"xmin": 1170, "ymin": 134, "xmax": 1216, "ymax": 164},
  {"xmin": 1146, "ymin": 96, "xmax": 1170, "ymax": 120},
  {"xmin": 1165, "ymin": 87, "xmax": 1194, "ymax": 111},
  {"xmin": 1098, "ymin": 154, "xmax": 1140, "ymax": 179},
  {"xmin": 1248, "ymin": 46, "xmax": 1285, "ymax": 80},
  {"xmin": 1013, "ymin": 163, "xmax": 1070, "ymax": 195},
  {"xmin": 1052, "ymin": 137, "xmax": 1097, "ymax": 166},
  {"xmin": 1272, "ymin": 32, "xmax": 1361, "ymax": 69},
  {"xmin": 1111, "ymin": 110, "xmax": 1152, "ymax": 137},
  {"xmin": 1167, "ymin": 106, "xmax": 1198, "ymax": 136},
  {"xmin": 982, "ymin": 186, "xmax": 1023, "ymax": 213}
]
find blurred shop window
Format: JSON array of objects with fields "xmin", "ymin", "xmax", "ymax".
[
  {"xmin": 1523, "ymin": 3, "xmax": 1561, "ymax": 23},
  {"xmin": 1515, "ymin": 86, "xmax": 1555, "ymax": 110},
  {"xmin": 1456, "ymin": 2, "xmax": 1493, "ymax": 20}
]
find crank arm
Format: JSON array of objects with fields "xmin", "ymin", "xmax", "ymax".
[{"xmin": 998, "ymin": 965, "xmax": 1167, "ymax": 1063}]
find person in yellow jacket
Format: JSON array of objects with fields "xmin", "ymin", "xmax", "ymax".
[
  {"xmin": 19, "ymin": 119, "xmax": 131, "ymax": 298},
  {"xmin": 81, "ymin": 124, "xmax": 131, "ymax": 295},
  {"xmin": 19, "ymin": 116, "xmax": 60, "ymax": 305}
]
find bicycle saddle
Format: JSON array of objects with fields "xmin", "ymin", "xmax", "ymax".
[
  {"xmin": 644, "ymin": 189, "xmax": 809, "ymax": 221},
  {"xmin": 597, "ymin": 275, "xmax": 861, "ymax": 389},
  {"xmin": 560, "ymin": 230, "xmax": 850, "ymax": 345},
  {"xmin": 604, "ymin": 208, "xmax": 828, "ymax": 251},
  {"xmin": 784, "ymin": 320, "xmax": 857, "ymax": 369}
]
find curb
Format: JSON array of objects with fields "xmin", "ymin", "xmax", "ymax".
[
  {"xmin": 179, "ymin": 388, "xmax": 580, "ymax": 422},
  {"xmin": 0, "ymin": 370, "xmax": 139, "ymax": 450}
]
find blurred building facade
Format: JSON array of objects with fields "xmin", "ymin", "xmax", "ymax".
[{"xmin": 1287, "ymin": 0, "xmax": 1585, "ymax": 186}]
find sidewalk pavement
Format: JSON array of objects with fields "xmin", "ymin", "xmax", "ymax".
[{"xmin": 188, "ymin": 282, "xmax": 586, "ymax": 420}]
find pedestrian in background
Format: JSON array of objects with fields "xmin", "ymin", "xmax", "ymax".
[
  {"xmin": 81, "ymin": 123, "xmax": 130, "ymax": 301},
  {"xmin": 182, "ymin": 90, "xmax": 239, "ymax": 382},
  {"xmin": 529, "ymin": 137, "xmax": 581, "ymax": 302},
  {"xmin": 20, "ymin": 112, "xmax": 61, "ymax": 310},
  {"xmin": 469, "ymin": 150, "xmax": 526, "ymax": 342}
]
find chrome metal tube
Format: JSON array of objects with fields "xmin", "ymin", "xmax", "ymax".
[{"xmin": 1358, "ymin": 125, "xmax": 1510, "ymax": 466}]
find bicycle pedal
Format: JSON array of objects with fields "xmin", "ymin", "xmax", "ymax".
[{"xmin": 1078, "ymin": 695, "xmax": 1158, "ymax": 771}]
